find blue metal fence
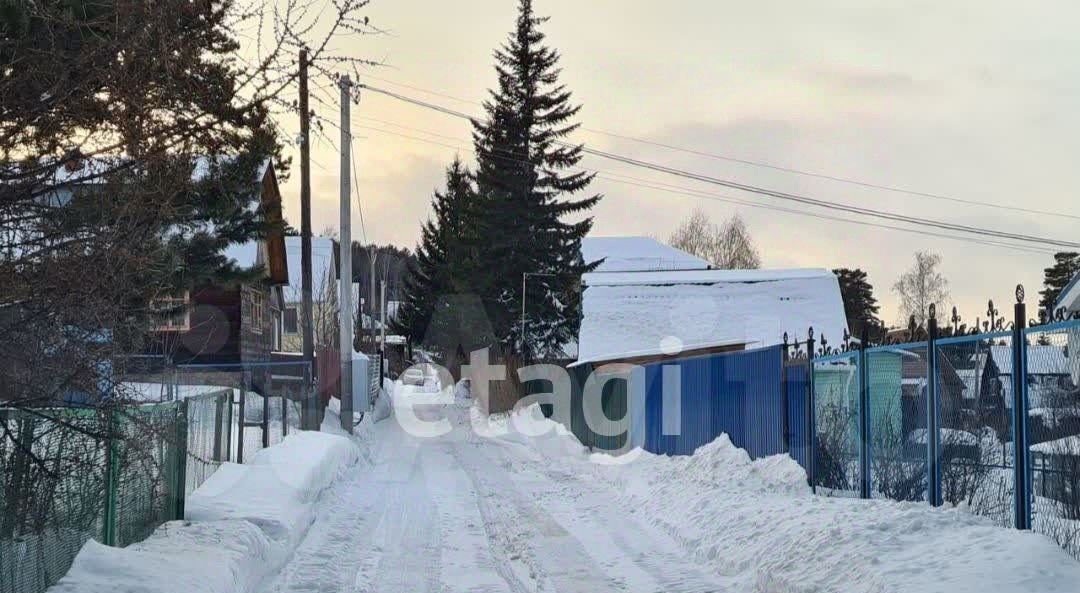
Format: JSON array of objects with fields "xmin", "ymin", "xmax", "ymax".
[
  {"xmin": 783, "ymin": 362, "xmax": 811, "ymax": 470},
  {"xmin": 641, "ymin": 346, "xmax": 785, "ymax": 458},
  {"xmin": 555, "ymin": 297, "xmax": 1079, "ymax": 559}
]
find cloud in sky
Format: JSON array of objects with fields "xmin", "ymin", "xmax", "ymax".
[{"xmin": 278, "ymin": 0, "xmax": 1080, "ymax": 323}]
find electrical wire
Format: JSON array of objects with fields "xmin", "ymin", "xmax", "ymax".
[
  {"xmin": 355, "ymin": 84, "xmax": 1080, "ymax": 251},
  {"xmin": 347, "ymin": 121, "xmax": 1062, "ymax": 255},
  {"xmin": 354, "ymin": 74, "xmax": 1080, "ymax": 220}
]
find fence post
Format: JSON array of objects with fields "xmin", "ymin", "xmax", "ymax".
[
  {"xmin": 226, "ymin": 389, "xmax": 234, "ymax": 463},
  {"xmin": 263, "ymin": 370, "xmax": 271, "ymax": 449},
  {"xmin": 781, "ymin": 334, "xmax": 791, "ymax": 454},
  {"xmin": 1012, "ymin": 285, "xmax": 1032, "ymax": 529},
  {"xmin": 303, "ymin": 362, "xmax": 315, "ymax": 431},
  {"xmin": 212, "ymin": 392, "xmax": 225, "ymax": 463},
  {"xmin": 172, "ymin": 400, "xmax": 189, "ymax": 520},
  {"xmin": 927, "ymin": 305, "xmax": 942, "ymax": 507},
  {"xmin": 281, "ymin": 383, "xmax": 288, "ymax": 440},
  {"xmin": 859, "ymin": 326, "xmax": 871, "ymax": 499},
  {"xmin": 807, "ymin": 327, "xmax": 817, "ymax": 494},
  {"xmin": 237, "ymin": 370, "xmax": 249, "ymax": 464},
  {"xmin": 101, "ymin": 408, "xmax": 120, "ymax": 546}
]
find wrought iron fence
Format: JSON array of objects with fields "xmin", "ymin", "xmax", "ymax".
[{"xmin": 795, "ymin": 286, "xmax": 1080, "ymax": 559}]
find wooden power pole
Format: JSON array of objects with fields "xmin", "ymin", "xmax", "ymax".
[{"xmin": 298, "ymin": 49, "xmax": 317, "ymax": 430}]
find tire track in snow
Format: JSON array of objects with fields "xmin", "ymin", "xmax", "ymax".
[
  {"xmin": 447, "ymin": 440, "xmax": 536, "ymax": 593},
  {"xmin": 482, "ymin": 445, "xmax": 733, "ymax": 593},
  {"xmin": 365, "ymin": 445, "xmax": 443, "ymax": 593},
  {"xmin": 453, "ymin": 435, "xmax": 623, "ymax": 593},
  {"xmin": 259, "ymin": 465, "xmax": 382, "ymax": 593}
]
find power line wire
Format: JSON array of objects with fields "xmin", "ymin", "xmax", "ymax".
[
  {"xmin": 355, "ymin": 75, "xmax": 1080, "ymax": 221},
  {"xmin": 352, "ymin": 119, "xmax": 1054, "ymax": 253},
  {"xmin": 357, "ymin": 84, "xmax": 1080, "ymax": 251}
]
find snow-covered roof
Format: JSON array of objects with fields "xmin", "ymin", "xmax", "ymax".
[
  {"xmin": 1031, "ymin": 435, "xmax": 1080, "ymax": 456},
  {"xmin": 222, "ymin": 240, "xmax": 262, "ymax": 269},
  {"xmin": 284, "ymin": 236, "xmax": 336, "ymax": 303},
  {"xmin": 575, "ymin": 268, "xmax": 848, "ymax": 366},
  {"xmin": 1055, "ymin": 271, "xmax": 1080, "ymax": 313},
  {"xmin": 52, "ymin": 156, "xmax": 272, "ymax": 186},
  {"xmin": 581, "ymin": 236, "xmax": 711, "ymax": 273},
  {"xmin": 989, "ymin": 345, "xmax": 1068, "ymax": 376}
]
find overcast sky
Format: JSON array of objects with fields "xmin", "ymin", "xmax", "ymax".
[{"xmin": 277, "ymin": 0, "xmax": 1080, "ymax": 328}]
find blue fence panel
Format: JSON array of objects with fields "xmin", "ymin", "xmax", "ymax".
[
  {"xmin": 784, "ymin": 362, "xmax": 811, "ymax": 470},
  {"xmin": 1024, "ymin": 320, "xmax": 1080, "ymax": 558},
  {"xmin": 812, "ymin": 352, "xmax": 861, "ymax": 496},
  {"xmin": 865, "ymin": 344, "xmax": 929, "ymax": 502},
  {"xmin": 934, "ymin": 334, "xmax": 1015, "ymax": 527},
  {"xmin": 644, "ymin": 346, "xmax": 784, "ymax": 459}
]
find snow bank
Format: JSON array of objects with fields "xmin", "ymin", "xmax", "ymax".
[
  {"xmin": 49, "ymin": 431, "xmax": 359, "ymax": 593},
  {"xmin": 502, "ymin": 403, "xmax": 1080, "ymax": 593}
]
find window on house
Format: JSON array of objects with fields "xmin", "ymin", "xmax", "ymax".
[
  {"xmin": 283, "ymin": 306, "xmax": 299, "ymax": 335},
  {"xmin": 152, "ymin": 291, "xmax": 191, "ymax": 331},
  {"xmin": 249, "ymin": 289, "xmax": 266, "ymax": 334}
]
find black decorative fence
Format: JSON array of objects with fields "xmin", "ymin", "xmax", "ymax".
[{"xmin": 799, "ymin": 288, "xmax": 1080, "ymax": 559}]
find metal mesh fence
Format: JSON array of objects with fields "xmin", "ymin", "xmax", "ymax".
[
  {"xmin": 0, "ymin": 390, "xmax": 246, "ymax": 593},
  {"xmin": 183, "ymin": 390, "xmax": 232, "ymax": 495},
  {"xmin": 0, "ymin": 404, "xmax": 186, "ymax": 593},
  {"xmin": 866, "ymin": 344, "xmax": 929, "ymax": 502},
  {"xmin": 170, "ymin": 362, "xmax": 311, "ymax": 463},
  {"xmin": 112, "ymin": 404, "xmax": 180, "ymax": 547},
  {"xmin": 935, "ymin": 333, "xmax": 1015, "ymax": 527},
  {"xmin": 1025, "ymin": 322, "xmax": 1080, "ymax": 558},
  {"xmin": 812, "ymin": 353, "xmax": 860, "ymax": 495},
  {"xmin": 0, "ymin": 409, "xmax": 108, "ymax": 593}
]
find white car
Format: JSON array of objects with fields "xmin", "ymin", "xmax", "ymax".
[{"xmin": 401, "ymin": 367, "xmax": 425, "ymax": 386}]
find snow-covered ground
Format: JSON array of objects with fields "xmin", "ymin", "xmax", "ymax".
[
  {"xmin": 51, "ymin": 379, "xmax": 1080, "ymax": 593},
  {"xmin": 261, "ymin": 381, "xmax": 1080, "ymax": 593}
]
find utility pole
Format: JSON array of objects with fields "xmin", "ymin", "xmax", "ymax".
[
  {"xmin": 370, "ymin": 251, "xmax": 378, "ymax": 360},
  {"xmin": 338, "ymin": 76, "xmax": 354, "ymax": 434},
  {"xmin": 298, "ymin": 49, "xmax": 317, "ymax": 430},
  {"xmin": 380, "ymin": 279, "xmax": 387, "ymax": 385}
]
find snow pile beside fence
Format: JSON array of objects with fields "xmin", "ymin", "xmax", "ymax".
[
  {"xmin": 503, "ymin": 403, "xmax": 1080, "ymax": 593},
  {"xmin": 48, "ymin": 431, "xmax": 359, "ymax": 593}
]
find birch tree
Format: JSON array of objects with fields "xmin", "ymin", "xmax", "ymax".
[{"xmin": 893, "ymin": 250, "xmax": 950, "ymax": 326}]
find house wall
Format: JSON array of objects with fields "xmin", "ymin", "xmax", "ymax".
[{"xmin": 146, "ymin": 282, "xmax": 276, "ymax": 366}]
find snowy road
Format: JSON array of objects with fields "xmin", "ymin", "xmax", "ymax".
[{"xmin": 259, "ymin": 393, "xmax": 732, "ymax": 593}]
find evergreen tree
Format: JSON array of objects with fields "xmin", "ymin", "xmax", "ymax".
[
  {"xmin": 834, "ymin": 268, "xmax": 880, "ymax": 338},
  {"xmin": 392, "ymin": 159, "xmax": 477, "ymax": 347},
  {"xmin": 1039, "ymin": 252, "xmax": 1080, "ymax": 313},
  {"xmin": 471, "ymin": 0, "xmax": 600, "ymax": 358}
]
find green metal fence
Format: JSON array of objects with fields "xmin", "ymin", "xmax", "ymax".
[{"xmin": 0, "ymin": 390, "xmax": 234, "ymax": 593}]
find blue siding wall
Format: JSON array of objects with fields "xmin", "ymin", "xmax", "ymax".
[{"xmin": 643, "ymin": 346, "xmax": 785, "ymax": 459}]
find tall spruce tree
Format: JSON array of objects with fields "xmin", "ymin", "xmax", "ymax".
[
  {"xmin": 1039, "ymin": 252, "xmax": 1080, "ymax": 313},
  {"xmin": 471, "ymin": 0, "xmax": 600, "ymax": 358},
  {"xmin": 393, "ymin": 159, "xmax": 477, "ymax": 347},
  {"xmin": 833, "ymin": 268, "xmax": 880, "ymax": 338}
]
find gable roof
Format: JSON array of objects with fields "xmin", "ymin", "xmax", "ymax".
[
  {"xmin": 988, "ymin": 344, "xmax": 1068, "ymax": 376},
  {"xmin": 581, "ymin": 236, "xmax": 711, "ymax": 273},
  {"xmin": 1055, "ymin": 271, "xmax": 1080, "ymax": 313},
  {"xmin": 576, "ymin": 268, "xmax": 848, "ymax": 366}
]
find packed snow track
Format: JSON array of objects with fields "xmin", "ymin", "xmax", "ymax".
[{"xmin": 258, "ymin": 389, "xmax": 732, "ymax": 593}]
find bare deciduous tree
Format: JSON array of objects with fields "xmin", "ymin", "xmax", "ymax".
[
  {"xmin": 668, "ymin": 208, "xmax": 761, "ymax": 269},
  {"xmin": 893, "ymin": 250, "xmax": 950, "ymax": 326}
]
